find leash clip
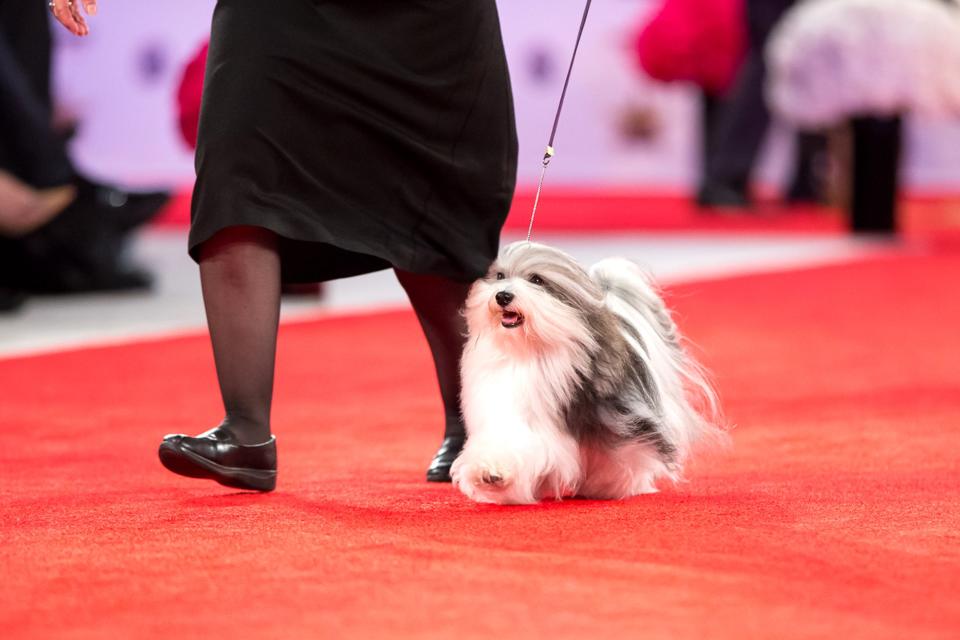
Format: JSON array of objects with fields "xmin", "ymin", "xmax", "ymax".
[{"xmin": 542, "ymin": 145, "xmax": 555, "ymax": 167}]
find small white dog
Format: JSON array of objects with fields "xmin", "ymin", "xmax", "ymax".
[{"xmin": 451, "ymin": 241, "xmax": 725, "ymax": 505}]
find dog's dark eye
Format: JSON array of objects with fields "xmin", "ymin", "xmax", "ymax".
[
  {"xmin": 495, "ymin": 272, "xmax": 505, "ymax": 280},
  {"xmin": 529, "ymin": 274, "xmax": 544, "ymax": 286}
]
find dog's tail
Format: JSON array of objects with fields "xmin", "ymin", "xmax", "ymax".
[{"xmin": 589, "ymin": 258, "xmax": 728, "ymax": 460}]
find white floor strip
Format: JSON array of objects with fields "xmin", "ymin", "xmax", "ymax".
[{"xmin": 0, "ymin": 229, "xmax": 884, "ymax": 359}]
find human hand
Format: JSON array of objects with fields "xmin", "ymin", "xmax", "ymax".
[
  {"xmin": 49, "ymin": 0, "xmax": 98, "ymax": 37},
  {"xmin": 0, "ymin": 171, "xmax": 75, "ymax": 238}
]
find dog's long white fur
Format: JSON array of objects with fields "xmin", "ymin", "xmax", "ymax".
[{"xmin": 452, "ymin": 242, "xmax": 724, "ymax": 505}]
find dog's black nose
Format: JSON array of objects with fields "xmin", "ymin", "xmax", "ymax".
[{"xmin": 495, "ymin": 291, "xmax": 514, "ymax": 307}]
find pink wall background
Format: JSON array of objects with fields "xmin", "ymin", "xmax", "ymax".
[{"xmin": 52, "ymin": 0, "xmax": 960, "ymax": 193}]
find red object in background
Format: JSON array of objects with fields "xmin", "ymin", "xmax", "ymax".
[
  {"xmin": 176, "ymin": 42, "xmax": 208, "ymax": 150},
  {"xmin": 636, "ymin": 0, "xmax": 747, "ymax": 95}
]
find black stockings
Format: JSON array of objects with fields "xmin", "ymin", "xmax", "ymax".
[
  {"xmin": 199, "ymin": 226, "xmax": 281, "ymax": 445},
  {"xmin": 198, "ymin": 226, "xmax": 470, "ymax": 444},
  {"xmin": 395, "ymin": 269, "xmax": 471, "ymax": 440}
]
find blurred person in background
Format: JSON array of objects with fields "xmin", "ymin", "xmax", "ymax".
[
  {"xmin": 696, "ymin": 0, "xmax": 826, "ymax": 208},
  {"xmin": 635, "ymin": 0, "xmax": 746, "ymax": 203},
  {"xmin": 53, "ymin": 0, "xmax": 518, "ymax": 488},
  {"xmin": 0, "ymin": 0, "xmax": 168, "ymax": 312},
  {"xmin": 636, "ymin": 0, "xmax": 827, "ymax": 209}
]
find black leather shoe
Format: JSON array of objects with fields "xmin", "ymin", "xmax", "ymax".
[
  {"xmin": 426, "ymin": 435, "xmax": 465, "ymax": 483},
  {"xmin": 696, "ymin": 180, "xmax": 751, "ymax": 209},
  {"xmin": 0, "ymin": 288, "xmax": 26, "ymax": 313},
  {"xmin": 158, "ymin": 427, "xmax": 277, "ymax": 492}
]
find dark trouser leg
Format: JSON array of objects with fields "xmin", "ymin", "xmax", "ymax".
[
  {"xmin": 702, "ymin": 50, "xmax": 768, "ymax": 199},
  {"xmin": 0, "ymin": 0, "xmax": 54, "ymax": 107},
  {"xmin": 0, "ymin": 6, "xmax": 72, "ymax": 187},
  {"xmin": 200, "ymin": 226, "xmax": 282, "ymax": 445},
  {"xmin": 699, "ymin": 90, "xmax": 721, "ymax": 186},
  {"xmin": 395, "ymin": 269, "xmax": 471, "ymax": 481},
  {"xmin": 850, "ymin": 116, "xmax": 901, "ymax": 233},
  {"xmin": 701, "ymin": 0, "xmax": 797, "ymax": 204},
  {"xmin": 786, "ymin": 131, "xmax": 828, "ymax": 203}
]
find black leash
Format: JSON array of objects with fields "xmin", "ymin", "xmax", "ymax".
[{"xmin": 526, "ymin": 0, "xmax": 594, "ymax": 242}]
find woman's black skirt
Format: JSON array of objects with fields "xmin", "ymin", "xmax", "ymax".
[{"xmin": 189, "ymin": 0, "xmax": 518, "ymax": 283}]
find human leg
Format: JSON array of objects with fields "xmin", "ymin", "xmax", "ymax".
[
  {"xmin": 700, "ymin": 0, "xmax": 797, "ymax": 207},
  {"xmin": 199, "ymin": 226, "xmax": 282, "ymax": 444},
  {"xmin": 158, "ymin": 226, "xmax": 281, "ymax": 491},
  {"xmin": 395, "ymin": 269, "xmax": 471, "ymax": 482}
]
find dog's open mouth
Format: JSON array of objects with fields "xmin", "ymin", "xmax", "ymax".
[{"xmin": 501, "ymin": 311, "xmax": 524, "ymax": 328}]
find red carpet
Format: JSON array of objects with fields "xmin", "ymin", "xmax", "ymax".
[{"xmin": 2, "ymin": 250, "xmax": 959, "ymax": 639}]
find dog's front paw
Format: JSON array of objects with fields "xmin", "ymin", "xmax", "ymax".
[
  {"xmin": 457, "ymin": 458, "xmax": 514, "ymax": 490},
  {"xmin": 477, "ymin": 461, "xmax": 515, "ymax": 489},
  {"xmin": 452, "ymin": 453, "xmax": 538, "ymax": 505}
]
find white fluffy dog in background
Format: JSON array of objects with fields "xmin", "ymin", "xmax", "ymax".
[{"xmin": 451, "ymin": 241, "xmax": 725, "ymax": 505}]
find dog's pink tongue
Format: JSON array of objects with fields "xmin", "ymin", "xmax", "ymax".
[{"xmin": 502, "ymin": 311, "xmax": 521, "ymax": 327}]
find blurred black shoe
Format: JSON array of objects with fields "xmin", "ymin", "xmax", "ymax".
[
  {"xmin": 784, "ymin": 180, "xmax": 824, "ymax": 205},
  {"xmin": 0, "ymin": 287, "xmax": 26, "ymax": 313},
  {"xmin": 784, "ymin": 155, "xmax": 826, "ymax": 205},
  {"xmin": 82, "ymin": 178, "xmax": 169, "ymax": 234},
  {"xmin": 22, "ymin": 256, "xmax": 154, "ymax": 294},
  {"xmin": 696, "ymin": 180, "xmax": 751, "ymax": 209},
  {"xmin": 3, "ymin": 177, "xmax": 168, "ymax": 294},
  {"xmin": 9, "ymin": 232, "xmax": 155, "ymax": 294},
  {"xmin": 426, "ymin": 435, "xmax": 465, "ymax": 482},
  {"xmin": 785, "ymin": 132, "xmax": 828, "ymax": 205}
]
